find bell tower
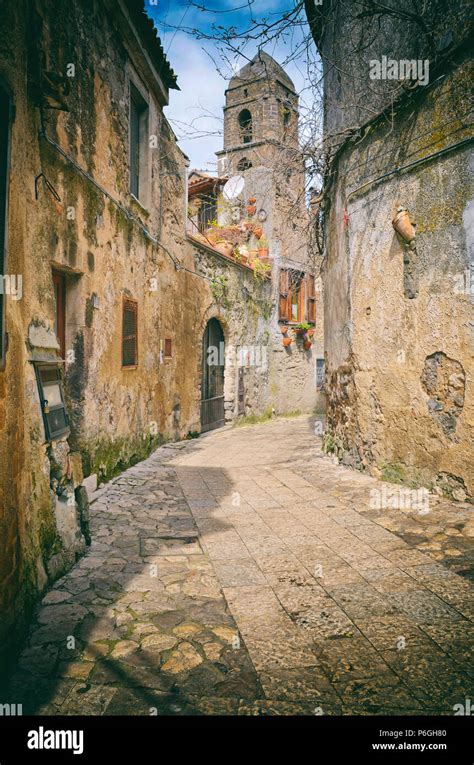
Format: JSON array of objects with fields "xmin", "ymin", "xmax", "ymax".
[{"xmin": 216, "ymin": 52, "xmax": 300, "ymax": 178}]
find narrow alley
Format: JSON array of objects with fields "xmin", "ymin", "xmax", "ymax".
[{"xmin": 8, "ymin": 416, "xmax": 473, "ymax": 716}]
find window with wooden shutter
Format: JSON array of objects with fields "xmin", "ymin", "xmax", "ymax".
[
  {"xmin": 306, "ymin": 274, "xmax": 316, "ymax": 324},
  {"xmin": 122, "ymin": 299, "xmax": 138, "ymax": 368},
  {"xmin": 278, "ymin": 269, "xmax": 290, "ymax": 321},
  {"xmin": 0, "ymin": 82, "xmax": 12, "ymax": 369}
]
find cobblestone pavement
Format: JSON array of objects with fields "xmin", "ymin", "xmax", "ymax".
[{"xmin": 6, "ymin": 416, "xmax": 473, "ymax": 715}]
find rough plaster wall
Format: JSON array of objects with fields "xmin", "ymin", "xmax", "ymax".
[
  {"xmin": 323, "ymin": 61, "xmax": 474, "ymax": 499},
  {"xmin": 0, "ymin": 0, "xmax": 206, "ymax": 674}
]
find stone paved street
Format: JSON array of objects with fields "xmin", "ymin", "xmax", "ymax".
[{"xmin": 7, "ymin": 416, "xmax": 473, "ymax": 715}]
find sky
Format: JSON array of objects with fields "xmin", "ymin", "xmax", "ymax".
[{"xmin": 145, "ymin": 0, "xmax": 318, "ymax": 172}]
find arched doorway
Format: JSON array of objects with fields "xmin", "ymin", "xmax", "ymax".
[{"xmin": 201, "ymin": 318, "xmax": 225, "ymax": 432}]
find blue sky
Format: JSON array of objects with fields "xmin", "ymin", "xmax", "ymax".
[{"xmin": 145, "ymin": 0, "xmax": 318, "ymax": 171}]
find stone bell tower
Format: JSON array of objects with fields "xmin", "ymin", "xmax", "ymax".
[{"xmin": 216, "ymin": 51, "xmax": 300, "ymax": 180}]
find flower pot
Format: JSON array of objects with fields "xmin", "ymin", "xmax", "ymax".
[
  {"xmin": 246, "ymin": 205, "xmax": 256, "ymax": 216},
  {"xmin": 258, "ymin": 247, "xmax": 269, "ymax": 259},
  {"xmin": 307, "ymin": 328, "xmax": 315, "ymax": 337},
  {"xmin": 392, "ymin": 208, "xmax": 416, "ymax": 242},
  {"xmin": 248, "ymin": 197, "xmax": 257, "ymax": 204},
  {"xmin": 253, "ymin": 225, "xmax": 263, "ymax": 240},
  {"xmin": 303, "ymin": 340, "xmax": 312, "ymax": 350},
  {"xmin": 282, "ymin": 337, "xmax": 292, "ymax": 347},
  {"xmin": 215, "ymin": 240, "xmax": 233, "ymax": 258},
  {"xmin": 204, "ymin": 227, "xmax": 219, "ymax": 245}
]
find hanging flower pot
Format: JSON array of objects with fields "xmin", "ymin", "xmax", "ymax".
[
  {"xmin": 282, "ymin": 337, "xmax": 292, "ymax": 347},
  {"xmin": 248, "ymin": 197, "xmax": 257, "ymax": 204},
  {"xmin": 307, "ymin": 328, "xmax": 315, "ymax": 337},
  {"xmin": 246, "ymin": 204, "xmax": 256, "ymax": 216},
  {"xmin": 303, "ymin": 339, "xmax": 312, "ymax": 350},
  {"xmin": 253, "ymin": 225, "xmax": 263, "ymax": 240},
  {"xmin": 392, "ymin": 207, "xmax": 416, "ymax": 242}
]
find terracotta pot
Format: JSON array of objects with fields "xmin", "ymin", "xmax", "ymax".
[
  {"xmin": 392, "ymin": 208, "xmax": 416, "ymax": 242},
  {"xmin": 214, "ymin": 240, "xmax": 233, "ymax": 258},
  {"xmin": 258, "ymin": 247, "xmax": 269, "ymax": 259},
  {"xmin": 282, "ymin": 337, "xmax": 292, "ymax": 347},
  {"xmin": 303, "ymin": 340, "xmax": 312, "ymax": 350},
  {"xmin": 307, "ymin": 328, "xmax": 315, "ymax": 337},
  {"xmin": 248, "ymin": 197, "xmax": 257, "ymax": 204},
  {"xmin": 246, "ymin": 205, "xmax": 256, "ymax": 216},
  {"xmin": 204, "ymin": 227, "xmax": 219, "ymax": 245},
  {"xmin": 253, "ymin": 225, "xmax": 263, "ymax": 239}
]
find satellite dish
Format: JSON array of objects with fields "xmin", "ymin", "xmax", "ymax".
[{"xmin": 222, "ymin": 175, "xmax": 245, "ymax": 201}]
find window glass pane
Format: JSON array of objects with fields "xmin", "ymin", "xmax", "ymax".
[
  {"xmin": 43, "ymin": 381, "xmax": 62, "ymax": 407},
  {"xmin": 291, "ymin": 290, "xmax": 299, "ymax": 320},
  {"xmin": 48, "ymin": 408, "xmax": 67, "ymax": 435}
]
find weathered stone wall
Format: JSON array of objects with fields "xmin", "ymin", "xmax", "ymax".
[
  {"xmin": 322, "ymin": 50, "xmax": 473, "ymax": 499},
  {"xmin": 0, "ymin": 0, "xmax": 209, "ymax": 679}
]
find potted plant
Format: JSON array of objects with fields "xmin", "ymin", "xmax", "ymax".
[
  {"xmin": 252, "ymin": 224, "xmax": 263, "ymax": 240},
  {"xmin": 282, "ymin": 336, "xmax": 292, "ymax": 348},
  {"xmin": 258, "ymin": 235, "xmax": 269, "ymax": 259},
  {"xmin": 303, "ymin": 339, "xmax": 313, "ymax": 350},
  {"xmin": 246, "ymin": 198, "xmax": 257, "ymax": 216},
  {"xmin": 251, "ymin": 258, "xmax": 271, "ymax": 280},
  {"xmin": 215, "ymin": 239, "xmax": 233, "ymax": 258},
  {"xmin": 293, "ymin": 322, "xmax": 312, "ymax": 337}
]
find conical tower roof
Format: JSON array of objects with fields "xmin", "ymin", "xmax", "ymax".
[{"xmin": 229, "ymin": 51, "xmax": 295, "ymax": 92}]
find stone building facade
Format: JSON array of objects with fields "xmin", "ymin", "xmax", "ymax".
[{"xmin": 311, "ymin": 0, "xmax": 473, "ymax": 499}]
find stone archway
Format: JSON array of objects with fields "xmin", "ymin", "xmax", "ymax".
[{"xmin": 201, "ymin": 317, "xmax": 225, "ymax": 432}]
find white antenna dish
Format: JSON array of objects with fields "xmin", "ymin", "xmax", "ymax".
[{"xmin": 222, "ymin": 175, "xmax": 245, "ymax": 201}]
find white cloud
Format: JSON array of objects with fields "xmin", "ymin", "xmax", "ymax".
[{"xmin": 164, "ymin": 33, "xmax": 226, "ymax": 171}]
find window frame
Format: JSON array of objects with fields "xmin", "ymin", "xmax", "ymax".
[
  {"xmin": 0, "ymin": 79, "xmax": 13, "ymax": 371},
  {"xmin": 34, "ymin": 362, "xmax": 70, "ymax": 441},
  {"xmin": 122, "ymin": 297, "xmax": 138, "ymax": 369},
  {"xmin": 238, "ymin": 108, "xmax": 253, "ymax": 144},
  {"xmin": 278, "ymin": 269, "xmax": 315, "ymax": 325},
  {"xmin": 52, "ymin": 270, "xmax": 66, "ymax": 360},
  {"xmin": 129, "ymin": 81, "xmax": 149, "ymax": 205}
]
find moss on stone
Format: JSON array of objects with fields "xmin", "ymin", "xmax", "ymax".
[{"xmin": 80, "ymin": 431, "xmax": 163, "ymax": 484}]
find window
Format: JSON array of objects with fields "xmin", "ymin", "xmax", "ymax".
[
  {"xmin": 197, "ymin": 194, "xmax": 217, "ymax": 232},
  {"xmin": 34, "ymin": 363, "xmax": 70, "ymax": 441},
  {"xmin": 164, "ymin": 338, "xmax": 172, "ymax": 358},
  {"xmin": 122, "ymin": 298, "xmax": 138, "ymax": 367},
  {"xmin": 279, "ymin": 270, "xmax": 316, "ymax": 324},
  {"xmin": 316, "ymin": 358, "xmax": 325, "ymax": 390},
  {"xmin": 238, "ymin": 109, "xmax": 252, "ymax": 143},
  {"xmin": 129, "ymin": 82, "xmax": 149, "ymax": 203},
  {"xmin": 52, "ymin": 270, "xmax": 66, "ymax": 359},
  {"xmin": 0, "ymin": 82, "xmax": 12, "ymax": 369},
  {"xmin": 237, "ymin": 157, "xmax": 252, "ymax": 172}
]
